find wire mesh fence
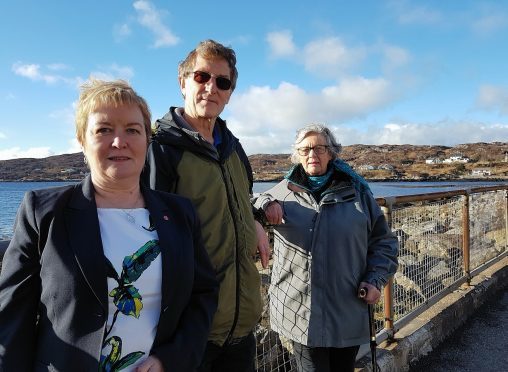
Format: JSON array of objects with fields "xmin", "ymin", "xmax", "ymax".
[
  {"xmin": 254, "ymin": 187, "xmax": 507, "ymax": 372},
  {"xmin": 391, "ymin": 196, "xmax": 465, "ymax": 323},
  {"xmin": 469, "ymin": 190, "xmax": 507, "ymax": 271},
  {"xmin": 255, "ymin": 264, "xmax": 297, "ymax": 371}
]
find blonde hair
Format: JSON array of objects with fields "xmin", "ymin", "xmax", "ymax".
[
  {"xmin": 290, "ymin": 124, "xmax": 342, "ymax": 164},
  {"xmin": 178, "ymin": 39, "xmax": 238, "ymax": 91},
  {"xmin": 75, "ymin": 79, "xmax": 151, "ymax": 145}
]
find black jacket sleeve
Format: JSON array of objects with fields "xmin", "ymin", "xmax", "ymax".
[{"xmin": 0, "ymin": 192, "xmax": 41, "ymax": 371}]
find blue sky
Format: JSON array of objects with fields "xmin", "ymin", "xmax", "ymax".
[{"xmin": 1, "ymin": 0, "xmax": 508, "ymax": 160}]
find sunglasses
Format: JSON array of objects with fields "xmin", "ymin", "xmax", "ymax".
[
  {"xmin": 296, "ymin": 145, "xmax": 329, "ymax": 156},
  {"xmin": 191, "ymin": 71, "xmax": 232, "ymax": 91}
]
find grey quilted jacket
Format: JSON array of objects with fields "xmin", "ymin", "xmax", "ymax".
[{"xmin": 254, "ymin": 163, "xmax": 398, "ymax": 347}]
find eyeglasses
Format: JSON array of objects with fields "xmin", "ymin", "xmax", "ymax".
[
  {"xmin": 296, "ymin": 145, "xmax": 329, "ymax": 156},
  {"xmin": 190, "ymin": 71, "xmax": 232, "ymax": 91}
]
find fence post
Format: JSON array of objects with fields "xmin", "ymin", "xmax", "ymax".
[
  {"xmin": 380, "ymin": 205, "xmax": 396, "ymax": 340},
  {"xmin": 462, "ymin": 194, "xmax": 471, "ymax": 285},
  {"xmin": 505, "ymin": 190, "xmax": 508, "ymax": 252}
]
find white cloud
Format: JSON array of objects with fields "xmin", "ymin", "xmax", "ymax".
[
  {"xmin": 133, "ymin": 0, "xmax": 179, "ymax": 48},
  {"xmin": 227, "ymin": 115, "xmax": 508, "ymax": 154},
  {"xmin": 226, "ymin": 78, "xmax": 394, "ymax": 154},
  {"xmin": 12, "ymin": 62, "xmax": 79, "ymax": 86},
  {"xmin": 302, "ymin": 37, "xmax": 366, "ymax": 77},
  {"xmin": 360, "ymin": 121, "xmax": 508, "ymax": 146},
  {"xmin": 0, "ymin": 132, "xmax": 6, "ymax": 139},
  {"xmin": 320, "ymin": 77, "xmax": 392, "ymax": 116},
  {"xmin": 476, "ymin": 85, "xmax": 508, "ymax": 114},
  {"xmin": 0, "ymin": 147, "xmax": 55, "ymax": 160},
  {"xmin": 266, "ymin": 32, "xmax": 414, "ymax": 84},
  {"xmin": 4, "ymin": 93, "xmax": 16, "ymax": 100},
  {"xmin": 267, "ymin": 33, "xmax": 407, "ymax": 80},
  {"xmin": 66, "ymin": 138, "xmax": 82, "ymax": 154},
  {"xmin": 224, "ymin": 76, "xmax": 507, "ymax": 153},
  {"xmin": 267, "ymin": 30, "xmax": 296, "ymax": 58},
  {"xmin": 12, "ymin": 62, "xmax": 59, "ymax": 84}
]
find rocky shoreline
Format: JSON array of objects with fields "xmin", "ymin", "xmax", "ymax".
[{"xmin": 1, "ymin": 142, "xmax": 507, "ymax": 182}]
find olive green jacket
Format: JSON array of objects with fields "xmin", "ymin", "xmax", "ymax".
[{"xmin": 143, "ymin": 107, "xmax": 261, "ymax": 345}]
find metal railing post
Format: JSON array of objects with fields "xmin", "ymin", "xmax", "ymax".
[
  {"xmin": 462, "ymin": 194, "xmax": 471, "ymax": 285},
  {"xmin": 505, "ymin": 190, "xmax": 508, "ymax": 253},
  {"xmin": 381, "ymin": 204, "xmax": 396, "ymax": 340}
]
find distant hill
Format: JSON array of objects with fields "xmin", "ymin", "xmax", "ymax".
[
  {"xmin": 1, "ymin": 142, "xmax": 507, "ymax": 182},
  {"xmin": 0, "ymin": 152, "xmax": 88, "ymax": 181},
  {"xmin": 251, "ymin": 142, "xmax": 508, "ymax": 181}
]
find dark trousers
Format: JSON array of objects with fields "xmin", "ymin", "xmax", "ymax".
[
  {"xmin": 197, "ymin": 332, "xmax": 256, "ymax": 372},
  {"xmin": 293, "ymin": 341, "xmax": 360, "ymax": 372}
]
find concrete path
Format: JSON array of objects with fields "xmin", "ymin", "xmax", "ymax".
[
  {"xmin": 409, "ymin": 287, "xmax": 508, "ymax": 372},
  {"xmin": 355, "ymin": 256, "xmax": 508, "ymax": 372}
]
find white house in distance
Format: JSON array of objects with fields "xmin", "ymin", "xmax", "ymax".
[
  {"xmin": 357, "ymin": 164, "xmax": 376, "ymax": 171},
  {"xmin": 426, "ymin": 155, "xmax": 471, "ymax": 164},
  {"xmin": 425, "ymin": 158, "xmax": 442, "ymax": 164},
  {"xmin": 443, "ymin": 155, "xmax": 470, "ymax": 163},
  {"xmin": 471, "ymin": 168, "xmax": 491, "ymax": 176}
]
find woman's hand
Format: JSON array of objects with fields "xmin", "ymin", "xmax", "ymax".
[
  {"xmin": 136, "ymin": 356, "xmax": 164, "ymax": 372},
  {"xmin": 264, "ymin": 201, "xmax": 283, "ymax": 225},
  {"xmin": 358, "ymin": 282, "xmax": 381, "ymax": 305}
]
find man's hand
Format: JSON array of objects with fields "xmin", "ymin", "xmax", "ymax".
[
  {"xmin": 358, "ymin": 282, "xmax": 381, "ymax": 305},
  {"xmin": 135, "ymin": 356, "xmax": 164, "ymax": 372},
  {"xmin": 264, "ymin": 201, "xmax": 283, "ymax": 225},
  {"xmin": 255, "ymin": 220, "xmax": 270, "ymax": 269}
]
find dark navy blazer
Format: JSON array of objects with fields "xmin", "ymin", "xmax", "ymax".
[{"xmin": 0, "ymin": 175, "xmax": 218, "ymax": 371}]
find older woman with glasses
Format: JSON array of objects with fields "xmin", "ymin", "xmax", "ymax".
[{"xmin": 254, "ymin": 124, "xmax": 398, "ymax": 372}]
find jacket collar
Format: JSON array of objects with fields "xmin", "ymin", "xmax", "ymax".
[
  {"xmin": 153, "ymin": 107, "xmax": 239, "ymax": 162},
  {"xmin": 65, "ymin": 175, "xmax": 108, "ymax": 310},
  {"xmin": 286, "ymin": 159, "xmax": 371, "ymax": 195}
]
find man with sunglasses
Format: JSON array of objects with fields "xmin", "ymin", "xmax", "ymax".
[{"xmin": 143, "ymin": 39, "xmax": 269, "ymax": 372}]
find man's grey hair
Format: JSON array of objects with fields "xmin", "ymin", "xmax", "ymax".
[{"xmin": 290, "ymin": 124, "xmax": 342, "ymax": 164}]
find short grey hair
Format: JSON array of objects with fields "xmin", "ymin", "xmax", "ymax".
[
  {"xmin": 178, "ymin": 39, "xmax": 238, "ymax": 91},
  {"xmin": 290, "ymin": 124, "xmax": 342, "ymax": 164}
]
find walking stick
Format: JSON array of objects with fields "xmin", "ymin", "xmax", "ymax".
[{"xmin": 359, "ymin": 287, "xmax": 379, "ymax": 372}]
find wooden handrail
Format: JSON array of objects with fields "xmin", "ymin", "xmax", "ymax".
[{"xmin": 375, "ymin": 184, "xmax": 508, "ymax": 206}]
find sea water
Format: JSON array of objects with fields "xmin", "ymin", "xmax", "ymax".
[{"xmin": 0, "ymin": 180, "xmax": 505, "ymax": 240}]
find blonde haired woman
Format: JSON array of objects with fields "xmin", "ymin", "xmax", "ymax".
[{"xmin": 0, "ymin": 79, "xmax": 218, "ymax": 372}]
